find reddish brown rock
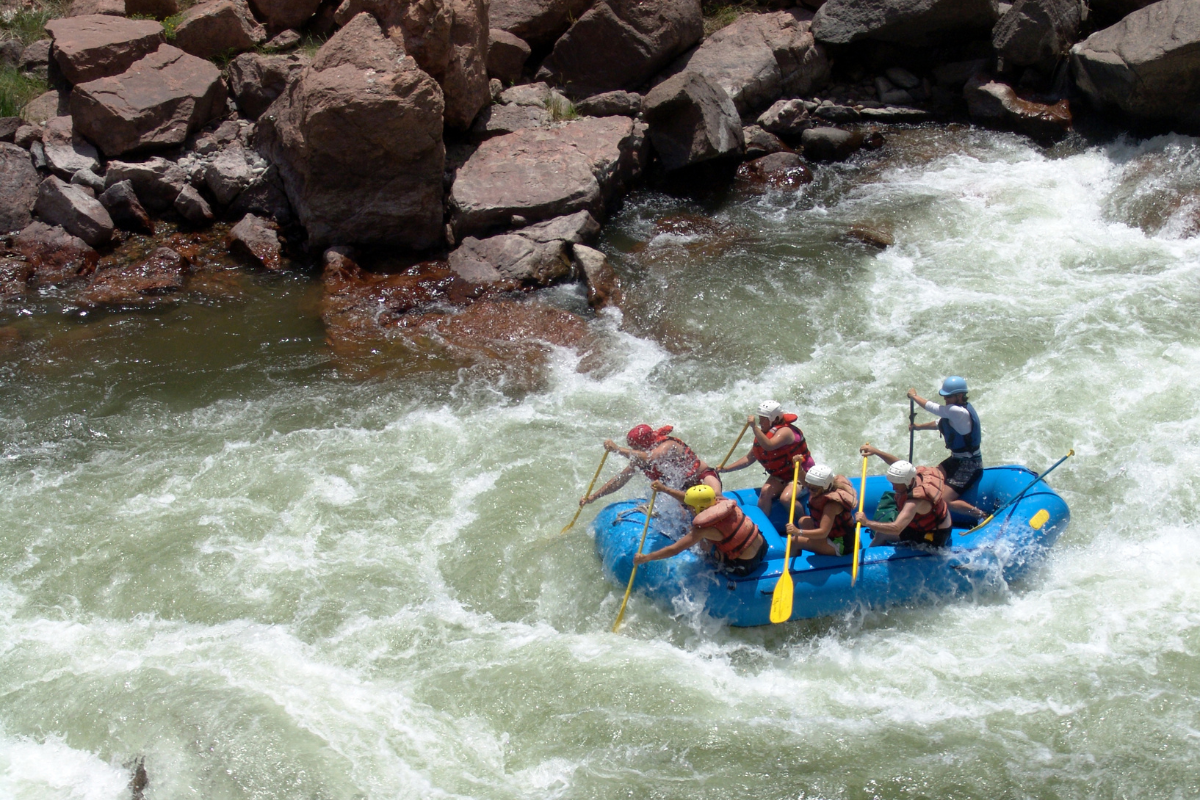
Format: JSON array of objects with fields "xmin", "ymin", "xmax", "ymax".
[
  {"xmin": 34, "ymin": 176, "xmax": 114, "ymax": 246},
  {"xmin": 69, "ymin": 45, "xmax": 227, "ymax": 157},
  {"xmin": 256, "ymin": 13, "xmax": 446, "ymax": 249},
  {"xmin": 742, "ymin": 125, "xmax": 790, "ymax": 157},
  {"xmin": 45, "ymin": 14, "xmax": 164, "ymax": 85},
  {"xmin": 571, "ymin": 243, "xmax": 620, "ymax": 309},
  {"xmin": 735, "ymin": 151, "xmax": 813, "ymax": 192},
  {"xmin": 77, "ymin": 246, "xmax": 188, "ymax": 307},
  {"xmin": 249, "ymin": 0, "xmax": 322, "ymax": 31},
  {"xmin": 173, "ymin": 0, "xmax": 266, "ymax": 61},
  {"xmin": 15, "ymin": 221, "xmax": 99, "ymax": 286},
  {"xmin": 487, "ymin": 29, "xmax": 531, "ymax": 84},
  {"xmin": 228, "ymin": 213, "xmax": 282, "ymax": 270},
  {"xmin": 0, "ymin": 143, "xmax": 40, "ymax": 234},
  {"xmin": 490, "ymin": 0, "xmax": 594, "ymax": 49},
  {"xmin": 126, "ymin": 0, "xmax": 180, "ymax": 17},
  {"xmin": 174, "ymin": 184, "xmax": 214, "ymax": 225},
  {"xmin": 0, "ymin": 258, "xmax": 32, "ymax": 301},
  {"xmin": 965, "ymin": 73, "xmax": 1072, "ymax": 142},
  {"xmin": 98, "ymin": 179, "xmax": 154, "ymax": 233},
  {"xmin": 227, "ymin": 52, "xmax": 309, "ymax": 120},
  {"xmin": 812, "ymin": 0, "xmax": 999, "ymax": 46},
  {"xmin": 21, "ymin": 90, "xmax": 70, "ymax": 125},
  {"xmin": 643, "ymin": 71, "xmax": 744, "ymax": 171},
  {"xmin": 68, "ymin": 0, "xmax": 126, "ymax": 16}
]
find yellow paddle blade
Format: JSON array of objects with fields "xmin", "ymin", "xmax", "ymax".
[
  {"xmin": 612, "ymin": 489, "xmax": 657, "ymax": 634},
  {"xmin": 770, "ymin": 462, "xmax": 800, "ymax": 624}
]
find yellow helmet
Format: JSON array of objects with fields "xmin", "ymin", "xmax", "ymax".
[{"xmin": 684, "ymin": 484, "xmax": 716, "ymax": 510}]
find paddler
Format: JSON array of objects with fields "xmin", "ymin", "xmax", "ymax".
[
  {"xmin": 718, "ymin": 400, "xmax": 815, "ymax": 514},
  {"xmin": 856, "ymin": 444, "xmax": 953, "ymax": 548},
  {"xmin": 635, "ymin": 484, "xmax": 766, "ymax": 576},
  {"xmin": 580, "ymin": 424, "xmax": 722, "ymax": 506},
  {"xmin": 783, "ymin": 463, "xmax": 858, "ymax": 556},
  {"xmin": 907, "ymin": 378, "xmax": 986, "ymax": 518}
]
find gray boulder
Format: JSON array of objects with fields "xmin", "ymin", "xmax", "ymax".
[
  {"xmin": 813, "ymin": 0, "xmax": 1000, "ymax": 45},
  {"xmin": 487, "ymin": 29, "xmax": 530, "ymax": 84},
  {"xmin": 537, "ymin": 0, "xmax": 703, "ymax": 97},
  {"xmin": 470, "ymin": 104, "xmax": 552, "ymax": 139},
  {"xmin": 757, "ymin": 98, "xmax": 813, "ymax": 138},
  {"xmin": 742, "ymin": 125, "xmax": 789, "ymax": 157},
  {"xmin": 663, "ymin": 9, "xmax": 830, "ymax": 115},
  {"xmin": 41, "ymin": 116, "xmax": 100, "ymax": 180},
  {"xmin": 70, "ymin": 45, "xmax": 227, "ymax": 157},
  {"xmin": 642, "ymin": 71, "xmax": 743, "ymax": 171},
  {"xmin": 227, "ymin": 52, "xmax": 308, "ymax": 120},
  {"xmin": 34, "ymin": 175, "xmax": 114, "ymax": 246},
  {"xmin": 0, "ymin": 40, "xmax": 23, "ymax": 69},
  {"xmin": 256, "ymin": 12, "xmax": 446, "ymax": 249},
  {"xmin": 173, "ymin": 0, "xmax": 266, "ymax": 60},
  {"xmin": 800, "ymin": 127, "xmax": 864, "ymax": 161},
  {"xmin": 173, "ymin": 184, "xmax": 214, "ymax": 225},
  {"xmin": 20, "ymin": 90, "xmax": 69, "ymax": 126},
  {"xmin": 0, "ymin": 117, "xmax": 20, "ymax": 143},
  {"xmin": 450, "ymin": 212, "xmax": 600, "ymax": 285},
  {"xmin": 44, "ymin": 14, "xmax": 163, "ymax": 85},
  {"xmin": 19, "ymin": 40, "xmax": 52, "ymax": 78},
  {"xmin": 577, "ymin": 91, "xmax": 642, "ymax": 117},
  {"xmin": 70, "ymin": 167, "xmax": 106, "ymax": 193},
  {"xmin": 1070, "ymin": 0, "xmax": 1200, "ymax": 131},
  {"xmin": 104, "ymin": 157, "xmax": 186, "ymax": 209},
  {"xmin": 263, "ymin": 29, "xmax": 301, "ymax": 51},
  {"xmin": 227, "ymin": 165, "xmax": 293, "ymax": 224},
  {"xmin": 571, "ymin": 243, "xmax": 620, "ymax": 308},
  {"xmin": 498, "ymin": 81, "xmax": 558, "ymax": 107},
  {"xmin": 228, "ymin": 213, "xmax": 282, "ymax": 270},
  {"xmin": 0, "ymin": 143, "xmax": 40, "ymax": 233},
  {"xmin": 490, "ymin": 0, "xmax": 595, "ymax": 49},
  {"xmin": 993, "ymin": 0, "xmax": 1082, "ymax": 73},
  {"xmin": 98, "ymin": 179, "xmax": 154, "ymax": 232},
  {"xmin": 204, "ymin": 144, "xmax": 256, "ymax": 206}
]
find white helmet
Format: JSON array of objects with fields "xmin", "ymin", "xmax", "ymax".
[
  {"xmin": 804, "ymin": 464, "xmax": 834, "ymax": 490},
  {"xmin": 757, "ymin": 400, "xmax": 783, "ymax": 422},
  {"xmin": 886, "ymin": 460, "xmax": 918, "ymax": 485}
]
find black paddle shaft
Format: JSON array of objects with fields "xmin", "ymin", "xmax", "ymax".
[{"xmin": 908, "ymin": 398, "xmax": 916, "ymax": 463}]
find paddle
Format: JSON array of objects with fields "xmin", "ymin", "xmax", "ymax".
[
  {"xmin": 769, "ymin": 460, "xmax": 801, "ymax": 624},
  {"xmin": 718, "ymin": 419, "xmax": 752, "ymax": 469},
  {"xmin": 612, "ymin": 488, "xmax": 658, "ymax": 634},
  {"xmin": 558, "ymin": 450, "xmax": 609, "ymax": 537},
  {"xmin": 962, "ymin": 449, "xmax": 1074, "ymax": 535},
  {"xmin": 851, "ymin": 446, "xmax": 869, "ymax": 587},
  {"xmin": 908, "ymin": 398, "xmax": 916, "ymax": 463}
]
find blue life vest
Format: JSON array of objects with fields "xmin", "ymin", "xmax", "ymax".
[{"xmin": 938, "ymin": 402, "xmax": 981, "ymax": 456}]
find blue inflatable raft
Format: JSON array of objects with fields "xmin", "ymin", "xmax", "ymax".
[{"xmin": 593, "ymin": 466, "xmax": 1070, "ymax": 626}]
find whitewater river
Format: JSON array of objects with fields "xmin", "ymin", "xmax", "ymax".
[{"xmin": 2, "ymin": 127, "xmax": 1200, "ymax": 799}]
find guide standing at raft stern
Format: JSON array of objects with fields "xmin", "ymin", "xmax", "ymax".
[
  {"xmin": 719, "ymin": 401, "xmax": 815, "ymax": 515},
  {"xmin": 579, "ymin": 424, "xmax": 722, "ymax": 506},
  {"xmin": 907, "ymin": 377, "xmax": 986, "ymax": 518}
]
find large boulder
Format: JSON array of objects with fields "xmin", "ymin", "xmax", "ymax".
[
  {"xmin": 449, "ymin": 115, "xmax": 648, "ymax": 238},
  {"xmin": 800, "ymin": 126, "xmax": 864, "ymax": 161},
  {"xmin": 993, "ymin": 0, "xmax": 1082, "ymax": 73},
  {"xmin": 449, "ymin": 210, "xmax": 600, "ymax": 287},
  {"xmin": 172, "ymin": 0, "xmax": 266, "ymax": 61},
  {"xmin": 248, "ymin": 0, "xmax": 323, "ymax": 31},
  {"xmin": 576, "ymin": 90, "xmax": 642, "ymax": 117},
  {"xmin": 490, "ymin": 0, "xmax": 594, "ymax": 49},
  {"xmin": 256, "ymin": 13, "xmax": 446, "ymax": 249},
  {"xmin": 964, "ymin": 73, "xmax": 1072, "ymax": 140},
  {"xmin": 642, "ymin": 71, "xmax": 743, "ymax": 171},
  {"xmin": 77, "ymin": 246, "xmax": 188, "ymax": 308},
  {"xmin": 757, "ymin": 98, "xmax": 813, "ymax": 138},
  {"xmin": 104, "ymin": 157, "xmax": 187, "ymax": 209},
  {"xmin": 536, "ymin": 0, "xmax": 703, "ymax": 98},
  {"xmin": 34, "ymin": 175, "xmax": 115, "ymax": 246},
  {"xmin": 1070, "ymin": 0, "xmax": 1200, "ymax": 131},
  {"xmin": 0, "ymin": 143, "xmax": 40, "ymax": 233},
  {"xmin": 14, "ymin": 221, "xmax": 99, "ymax": 286},
  {"xmin": 45, "ymin": 14, "xmax": 163, "ymax": 85},
  {"xmin": 663, "ymin": 9, "xmax": 830, "ymax": 115},
  {"xmin": 69, "ymin": 45, "xmax": 227, "ymax": 157},
  {"xmin": 812, "ymin": 0, "xmax": 1000, "ymax": 45},
  {"xmin": 332, "ymin": 0, "xmax": 490, "ymax": 130},
  {"xmin": 226, "ymin": 51, "xmax": 309, "ymax": 120},
  {"xmin": 487, "ymin": 28, "xmax": 530, "ymax": 84}
]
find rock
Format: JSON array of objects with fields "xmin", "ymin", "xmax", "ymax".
[
  {"xmin": 469, "ymin": 104, "xmax": 552, "ymax": 139},
  {"xmin": 15, "ymin": 221, "xmax": 99, "ymax": 285},
  {"xmin": 29, "ymin": 142, "xmax": 47, "ymax": 170},
  {"xmin": 0, "ymin": 40, "xmax": 23, "ymax": 69},
  {"xmin": 263, "ymin": 29, "xmax": 301, "ymax": 51},
  {"xmin": 41, "ymin": 116, "xmax": 100, "ymax": 179},
  {"xmin": 964, "ymin": 73, "xmax": 1072, "ymax": 140},
  {"xmin": 812, "ymin": 100, "xmax": 860, "ymax": 122},
  {"xmin": 576, "ymin": 90, "xmax": 642, "ymax": 117},
  {"xmin": 227, "ymin": 52, "xmax": 308, "ymax": 120},
  {"xmin": 858, "ymin": 105, "xmax": 932, "ymax": 121},
  {"xmin": 846, "ymin": 224, "xmax": 894, "ymax": 247},
  {"xmin": 642, "ymin": 71, "xmax": 743, "ymax": 171},
  {"xmin": 800, "ymin": 126, "xmax": 864, "ymax": 161},
  {"xmin": 21, "ymin": 89, "xmax": 70, "ymax": 125},
  {"xmin": 498, "ymin": 82, "xmax": 556, "ymax": 107},
  {"xmin": 757, "ymin": 98, "xmax": 813, "ymax": 138},
  {"xmin": 537, "ymin": 0, "xmax": 703, "ymax": 98},
  {"xmin": 68, "ymin": 0, "xmax": 126, "ymax": 16},
  {"xmin": 228, "ymin": 213, "xmax": 282, "ymax": 270},
  {"xmin": 1089, "ymin": 0, "xmax": 1157, "ymax": 26},
  {"xmin": 1070, "ymin": 0, "xmax": 1200, "ymax": 131},
  {"xmin": 813, "ymin": 0, "xmax": 1000, "ymax": 45},
  {"xmin": 571, "ymin": 243, "xmax": 620, "ymax": 308},
  {"xmin": 885, "ymin": 66, "xmax": 921, "ymax": 89},
  {"xmin": 14, "ymin": 124, "xmax": 43, "ymax": 149},
  {"xmin": 489, "ymin": 77, "xmax": 503, "ymax": 100},
  {"xmin": 248, "ymin": 0, "xmax": 322, "ymax": 31},
  {"xmin": 69, "ymin": 45, "xmax": 227, "ymax": 157},
  {"xmin": 880, "ymin": 87, "xmax": 914, "ymax": 104},
  {"xmin": 490, "ymin": 0, "xmax": 595, "ymax": 49},
  {"xmin": 488, "ymin": 29, "xmax": 530, "ymax": 84},
  {"xmin": 77, "ymin": 246, "xmax": 188, "ymax": 307},
  {"xmin": 449, "ymin": 233, "xmax": 572, "ymax": 286},
  {"xmin": 933, "ymin": 58, "xmax": 988, "ymax": 86},
  {"xmin": 0, "ymin": 117, "xmax": 21, "ymax": 143},
  {"xmin": 662, "ymin": 9, "xmax": 830, "ymax": 115},
  {"xmin": 0, "ymin": 259, "xmax": 32, "ymax": 301},
  {"xmin": 70, "ymin": 167, "xmax": 106, "ymax": 192},
  {"xmin": 173, "ymin": 0, "xmax": 266, "ymax": 61},
  {"xmin": 45, "ymin": 14, "xmax": 163, "ymax": 85},
  {"xmin": 993, "ymin": 0, "xmax": 1082, "ymax": 73},
  {"xmin": 332, "ymin": 0, "xmax": 490, "ymax": 130},
  {"xmin": 256, "ymin": 13, "xmax": 446, "ymax": 249},
  {"xmin": 742, "ymin": 124, "xmax": 789, "ymax": 157},
  {"xmin": 98, "ymin": 179, "xmax": 154, "ymax": 232},
  {"xmin": 227, "ymin": 164, "xmax": 292, "ymax": 223},
  {"xmin": 0, "ymin": 143, "xmax": 40, "ymax": 233},
  {"xmin": 449, "ymin": 115, "xmax": 648, "ymax": 238},
  {"xmin": 126, "ymin": 0, "xmax": 180, "ymax": 17},
  {"xmin": 173, "ymin": 184, "xmax": 214, "ymax": 224},
  {"xmin": 735, "ymin": 151, "xmax": 812, "ymax": 191},
  {"xmin": 203, "ymin": 144, "xmax": 256, "ymax": 205},
  {"xmin": 35, "ymin": 175, "xmax": 114, "ymax": 245},
  {"xmin": 517, "ymin": 209, "xmax": 601, "ymax": 243},
  {"xmin": 104, "ymin": 157, "xmax": 186, "ymax": 209},
  {"xmin": 20, "ymin": 40, "xmax": 52, "ymax": 77}
]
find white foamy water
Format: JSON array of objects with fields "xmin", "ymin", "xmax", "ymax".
[{"xmin": 2, "ymin": 129, "xmax": 1200, "ymax": 799}]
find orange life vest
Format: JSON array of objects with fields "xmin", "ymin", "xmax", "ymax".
[
  {"xmin": 635, "ymin": 436, "xmax": 703, "ymax": 490},
  {"xmin": 696, "ymin": 499, "xmax": 761, "ymax": 560},
  {"xmin": 750, "ymin": 414, "xmax": 812, "ymax": 481},
  {"xmin": 808, "ymin": 475, "xmax": 857, "ymax": 539},
  {"xmin": 895, "ymin": 466, "xmax": 949, "ymax": 533}
]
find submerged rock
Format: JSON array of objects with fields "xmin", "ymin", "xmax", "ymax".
[
  {"xmin": 735, "ymin": 152, "xmax": 813, "ymax": 192},
  {"xmin": 15, "ymin": 221, "xmax": 99, "ymax": 286},
  {"xmin": 77, "ymin": 245, "xmax": 188, "ymax": 308},
  {"xmin": 227, "ymin": 213, "xmax": 282, "ymax": 271},
  {"xmin": 0, "ymin": 258, "xmax": 33, "ymax": 301}
]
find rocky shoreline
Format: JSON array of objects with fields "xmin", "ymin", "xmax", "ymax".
[{"xmin": 0, "ymin": 0, "xmax": 1196, "ymax": 353}]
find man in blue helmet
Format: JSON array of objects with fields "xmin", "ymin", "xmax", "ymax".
[{"xmin": 907, "ymin": 377, "xmax": 986, "ymax": 518}]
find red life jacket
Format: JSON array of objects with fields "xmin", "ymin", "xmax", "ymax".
[
  {"xmin": 697, "ymin": 500, "xmax": 761, "ymax": 560},
  {"xmin": 635, "ymin": 436, "xmax": 703, "ymax": 490},
  {"xmin": 895, "ymin": 466, "xmax": 949, "ymax": 533},
  {"xmin": 808, "ymin": 475, "xmax": 857, "ymax": 539},
  {"xmin": 750, "ymin": 414, "xmax": 811, "ymax": 481}
]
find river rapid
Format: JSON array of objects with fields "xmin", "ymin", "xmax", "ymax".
[{"xmin": 2, "ymin": 127, "xmax": 1199, "ymax": 799}]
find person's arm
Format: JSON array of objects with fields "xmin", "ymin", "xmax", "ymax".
[
  {"xmin": 750, "ymin": 415, "xmax": 796, "ymax": 451},
  {"xmin": 633, "ymin": 528, "xmax": 704, "ymax": 564},
  {"xmin": 911, "ymin": 421, "xmax": 939, "ymax": 431},
  {"xmin": 908, "ymin": 392, "xmax": 971, "ymax": 435},
  {"xmin": 907, "ymin": 388, "xmax": 931, "ymax": 408},
  {"xmin": 603, "ymin": 438, "xmax": 652, "ymax": 462},
  {"xmin": 788, "ymin": 505, "xmax": 837, "ymax": 539},
  {"xmin": 582, "ymin": 465, "xmax": 635, "ymax": 505},
  {"xmin": 720, "ymin": 452, "xmax": 756, "ymax": 472},
  {"xmin": 860, "ymin": 443, "xmax": 902, "ymax": 466},
  {"xmin": 649, "ymin": 480, "xmax": 686, "ymax": 505},
  {"xmin": 856, "ymin": 500, "xmax": 919, "ymax": 539}
]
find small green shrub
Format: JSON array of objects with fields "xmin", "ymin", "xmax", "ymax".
[
  {"xmin": 298, "ymin": 33, "xmax": 326, "ymax": 58},
  {"xmin": 545, "ymin": 94, "xmax": 578, "ymax": 122},
  {"xmin": 161, "ymin": 13, "xmax": 183, "ymax": 41},
  {"xmin": 0, "ymin": 0, "xmax": 69, "ymax": 46},
  {"xmin": 701, "ymin": 0, "xmax": 762, "ymax": 36},
  {"xmin": 0, "ymin": 64, "xmax": 47, "ymax": 118}
]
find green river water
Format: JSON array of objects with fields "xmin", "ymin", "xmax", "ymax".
[{"xmin": 2, "ymin": 127, "xmax": 1199, "ymax": 799}]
